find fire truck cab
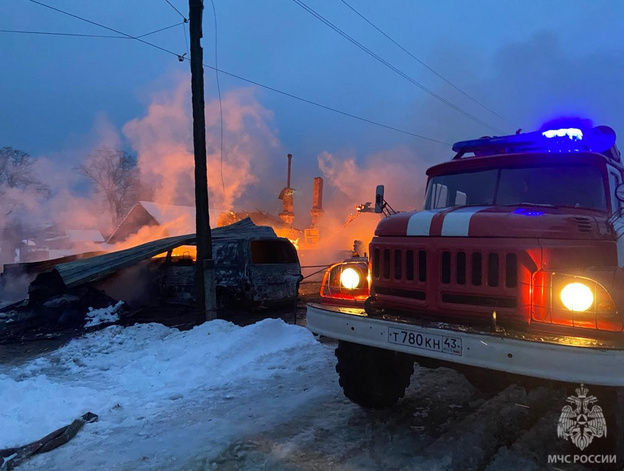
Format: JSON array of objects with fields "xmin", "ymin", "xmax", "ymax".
[{"xmin": 307, "ymin": 124, "xmax": 624, "ymax": 409}]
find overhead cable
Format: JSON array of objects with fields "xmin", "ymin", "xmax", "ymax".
[
  {"xmin": 209, "ymin": 0, "xmax": 225, "ymax": 191},
  {"xmin": 0, "ymin": 22, "xmax": 183, "ymax": 39},
  {"xmin": 26, "ymin": 0, "xmax": 452, "ymax": 145},
  {"xmin": 339, "ymin": 0, "xmax": 509, "ymax": 123},
  {"xmin": 164, "ymin": 0, "xmax": 188, "ymax": 22},
  {"xmin": 292, "ymin": 0, "xmax": 506, "ymax": 135}
]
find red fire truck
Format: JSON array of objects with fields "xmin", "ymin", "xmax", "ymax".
[{"xmin": 307, "ymin": 124, "xmax": 624, "ymax": 410}]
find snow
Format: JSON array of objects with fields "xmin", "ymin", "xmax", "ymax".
[
  {"xmin": 84, "ymin": 301, "xmax": 124, "ymax": 328},
  {"xmin": 0, "ymin": 319, "xmax": 336, "ymax": 470},
  {"xmin": 0, "ymin": 317, "xmax": 577, "ymax": 470}
]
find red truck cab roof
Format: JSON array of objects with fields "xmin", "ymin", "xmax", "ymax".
[
  {"xmin": 426, "ymin": 151, "xmax": 613, "ymax": 178},
  {"xmin": 377, "ymin": 126, "xmax": 624, "ymax": 240}
]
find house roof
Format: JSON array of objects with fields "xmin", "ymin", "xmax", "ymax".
[
  {"xmin": 107, "ymin": 201, "xmax": 227, "ymax": 244},
  {"xmin": 138, "ymin": 201, "xmax": 227, "ymax": 228},
  {"xmin": 138, "ymin": 201, "xmax": 195, "ymax": 227}
]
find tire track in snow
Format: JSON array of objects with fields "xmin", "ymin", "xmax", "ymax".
[{"xmin": 420, "ymin": 385, "xmax": 562, "ymax": 470}]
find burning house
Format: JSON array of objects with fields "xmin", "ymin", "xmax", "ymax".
[
  {"xmin": 217, "ymin": 210, "xmax": 302, "ymax": 245},
  {"xmin": 216, "ymin": 154, "xmax": 326, "ymax": 249},
  {"xmin": 104, "ymin": 154, "xmax": 370, "ymax": 258},
  {"xmin": 106, "ymin": 201, "xmax": 198, "ymax": 245},
  {"xmin": 107, "ymin": 200, "xmax": 302, "ymax": 250}
]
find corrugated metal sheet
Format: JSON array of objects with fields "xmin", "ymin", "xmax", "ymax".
[{"xmin": 54, "ymin": 218, "xmax": 277, "ymax": 288}]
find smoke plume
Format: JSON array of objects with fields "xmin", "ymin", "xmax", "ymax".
[{"xmin": 123, "ymin": 76, "xmax": 282, "ymax": 212}]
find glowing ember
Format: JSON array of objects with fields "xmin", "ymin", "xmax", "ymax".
[{"xmin": 152, "ymin": 245, "xmax": 197, "ymax": 261}]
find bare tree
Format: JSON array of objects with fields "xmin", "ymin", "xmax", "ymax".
[
  {"xmin": 0, "ymin": 147, "xmax": 49, "ymax": 216},
  {"xmin": 77, "ymin": 148, "xmax": 140, "ymax": 226},
  {"xmin": 0, "ymin": 147, "xmax": 49, "ymax": 264}
]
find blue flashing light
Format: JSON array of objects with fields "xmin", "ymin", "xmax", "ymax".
[
  {"xmin": 452, "ymin": 125, "xmax": 618, "ymax": 161},
  {"xmin": 513, "ymin": 208, "xmax": 544, "ymax": 217},
  {"xmin": 542, "ymin": 128, "xmax": 583, "ymax": 141}
]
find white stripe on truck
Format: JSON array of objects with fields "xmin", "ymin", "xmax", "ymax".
[
  {"xmin": 441, "ymin": 206, "xmax": 489, "ymax": 237},
  {"xmin": 406, "ymin": 209, "xmax": 445, "ymax": 236}
]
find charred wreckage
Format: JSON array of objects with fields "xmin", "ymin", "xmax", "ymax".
[{"xmin": 0, "ymin": 218, "xmax": 301, "ymax": 341}]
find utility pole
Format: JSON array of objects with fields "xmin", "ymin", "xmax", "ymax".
[{"xmin": 189, "ymin": 0, "xmax": 216, "ymax": 322}]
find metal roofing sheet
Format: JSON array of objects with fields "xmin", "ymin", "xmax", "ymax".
[{"xmin": 54, "ymin": 218, "xmax": 277, "ymax": 288}]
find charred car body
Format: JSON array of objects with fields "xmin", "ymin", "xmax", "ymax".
[
  {"xmin": 156, "ymin": 233, "xmax": 302, "ymax": 309},
  {"xmin": 307, "ymin": 125, "xmax": 624, "ymax": 409},
  {"xmin": 4, "ymin": 219, "xmax": 301, "ymax": 323}
]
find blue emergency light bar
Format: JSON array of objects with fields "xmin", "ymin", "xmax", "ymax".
[
  {"xmin": 452, "ymin": 125, "xmax": 619, "ymax": 161},
  {"xmin": 542, "ymin": 128, "xmax": 583, "ymax": 140}
]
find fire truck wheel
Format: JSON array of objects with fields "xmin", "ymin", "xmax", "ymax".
[{"xmin": 335, "ymin": 341, "xmax": 414, "ymax": 409}]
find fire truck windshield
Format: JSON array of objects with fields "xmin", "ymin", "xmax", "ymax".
[{"xmin": 425, "ymin": 165, "xmax": 607, "ymax": 211}]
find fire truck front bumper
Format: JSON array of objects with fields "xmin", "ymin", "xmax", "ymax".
[{"xmin": 306, "ymin": 303, "xmax": 624, "ymax": 386}]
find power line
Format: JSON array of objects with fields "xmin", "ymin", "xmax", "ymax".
[
  {"xmin": 162, "ymin": 0, "xmax": 189, "ymax": 60},
  {"xmin": 27, "ymin": 0, "xmax": 182, "ymax": 56},
  {"xmin": 0, "ymin": 22, "xmax": 182, "ymax": 39},
  {"xmin": 26, "ymin": 0, "xmax": 451, "ymax": 145},
  {"xmin": 209, "ymin": 0, "xmax": 225, "ymax": 192},
  {"xmin": 199, "ymin": 65, "xmax": 451, "ymax": 145},
  {"xmin": 339, "ymin": 0, "xmax": 509, "ymax": 123},
  {"xmin": 136, "ymin": 22, "xmax": 184, "ymax": 39},
  {"xmin": 291, "ymin": 0, "xmax": 506, "ymax": 135},
  {"xmin": 0, "ymin": 29, "xmax": 124, "ymax": 38},
  {"xmin": 163, "ymin": 0, "xmax": 190, "ymax": 60},
  {"xmin": 164, "ymin": 0, "xmax": 188, "ymax": 22},
  {"xmin": 182, "ymin": 21, "xmax": 189, "ymax": 57}
]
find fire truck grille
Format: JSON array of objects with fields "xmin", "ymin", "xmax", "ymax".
[
  {"xmin": 373, "ymin": 248, "xmax": 427, "ymax": 282},
  {"xmin": 373, "ymin": 249, "xmax": 518, "ymax": 288},
  {"xmin": 373, "ymin": 247, "xmax": 519, "ymax": 308},
  {"xmin": 441, "ymin": 250, "xmax": 518, "ymax": 289}
]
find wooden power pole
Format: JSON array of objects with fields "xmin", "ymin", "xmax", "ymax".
[{"xmin": 189, "ymin": 0, "xmax": 216, "ymax": 321}]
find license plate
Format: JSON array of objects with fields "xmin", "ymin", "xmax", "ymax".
[{"xmin": 388, "ymin": 327, "xmax": 462, "ymax": 356}]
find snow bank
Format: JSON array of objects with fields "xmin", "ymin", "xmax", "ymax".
[
  {"xmin": 84, "ymin": 300, "xmax": 124, "ymax": 328},
  {"xmin": 0, "ymin": 318, "xmax": 334, "ymax": 470}
]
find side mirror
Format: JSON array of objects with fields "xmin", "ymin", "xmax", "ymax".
[
  {"xmin": 616, "ymin": 183, "xmax": 624, "ymax": 202},
  {"xmin": 374, "ymin": 185, "xmax": 384, "ymax": 213}
]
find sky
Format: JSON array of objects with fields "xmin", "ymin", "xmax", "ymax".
[{"xmin": 2, "ymin": 0, "xmax": 624, "ymax": 230}]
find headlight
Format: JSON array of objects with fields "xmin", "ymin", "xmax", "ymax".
[
  {"xmin": 320, "ymin": 261, "xmax": 369, "ymax": 303},
  {"xmin": 340, "ymin": 268, "xmax": 360, "ymax": 290},
  {"xmin": 560, "ymin": 282, "xmax": 594, "ymax": 312}
]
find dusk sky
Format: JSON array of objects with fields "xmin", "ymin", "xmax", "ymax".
[{"xmin": 3, "ymin": 0, "xmax": 624, "ymax": 224}]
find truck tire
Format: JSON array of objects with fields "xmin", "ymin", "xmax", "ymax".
[{"xmin": 335, "ymin": 341, "xmax": 414, "ymax": 409}]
